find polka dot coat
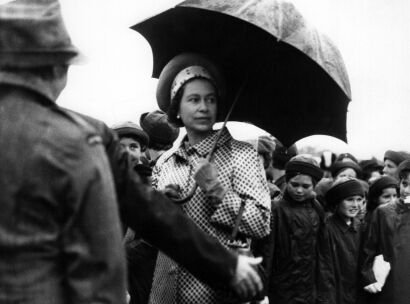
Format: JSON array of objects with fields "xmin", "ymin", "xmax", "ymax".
[{"xmin": 148, "ymin": 129, "xmax": 271, "ymax": 304}]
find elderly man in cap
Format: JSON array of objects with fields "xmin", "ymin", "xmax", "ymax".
[{"xmin": 0, "ymin": 1, "xmax": 264, "ymax": 303}]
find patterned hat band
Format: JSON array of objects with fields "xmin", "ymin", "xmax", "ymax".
[{"xmin": 170, "ymin": 65, "xmax": 216, "ymax": 100}]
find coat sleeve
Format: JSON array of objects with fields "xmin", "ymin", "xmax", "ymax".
[
  {"xmin": 99, "ymin": 127, "xmax": 237, "ymax": 291},
  {"xmin": 251, "ymin": 204, "xmax": 275, "ymax": 298},
  {"xmin": 316, "ymin": 221, "xmax": 337, "ymax": 304},
  {"xmin": 121, "ymin": 160, "xmax": 237, "ymax": 291},
  {"xmin": 210, "ymin": 143, "xmax": 271, "ymax": 239},
  {"xmin": 73, "ymin": 114, "xmax": 239, "ymax": 291},
  {"xmin": 61, "ymin": 139, "xmax": 127, "ymax": 304},
  {"xmin": 360, "ymin": 210, "xmax": 381, "ymax": 286}
]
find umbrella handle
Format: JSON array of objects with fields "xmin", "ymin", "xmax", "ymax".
[
  {"xmin": 170, "ymin": 80, "xmax": 245, "ymax": 205},
  {"xmin": 230, "ymin": 200, "xmax": 246, "ymax": 240}
]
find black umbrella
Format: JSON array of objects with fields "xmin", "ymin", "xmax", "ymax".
[{"xmin": 132, "ymin": 0, "xmax": 351, "ymax": 147}]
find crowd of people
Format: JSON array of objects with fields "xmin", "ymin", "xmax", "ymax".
[{"xmin": 1, "ymin": 1, "xmax": 410, "ymax": 304}]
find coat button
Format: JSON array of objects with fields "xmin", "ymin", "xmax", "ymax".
[{"xmin": 169, "ymin": 266, "xmax": 177, "ymax": 275}]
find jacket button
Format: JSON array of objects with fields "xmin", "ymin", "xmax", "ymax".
[{"xmin": 169, "ymin": 266, "xmax": 177, "ymax": 275}]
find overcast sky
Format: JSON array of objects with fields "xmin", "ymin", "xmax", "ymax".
[{"xmin": 57, "ymin": 0, "xmax": 410, "ymax": 159}]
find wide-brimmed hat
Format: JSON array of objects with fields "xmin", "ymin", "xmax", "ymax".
[
  {"xmin": 156, "ymin": 53, "xmax": 226, "ymax": 114},
  {"xmin": 0, "ymin": 0, "xmax": 81, "ymax": 68},
  {"xmin": 111, "ymin": 121, "xmax": 149, "ymax": 149},
  {"xmin": 139, "ymin": 110, "xmax": 180, "ymax": 148}
]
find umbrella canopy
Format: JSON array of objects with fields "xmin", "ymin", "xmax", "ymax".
[{"xmin": 132, "ymin": 0, "xmax": 351, "ymax": 147}]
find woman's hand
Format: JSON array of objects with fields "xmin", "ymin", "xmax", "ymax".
[{"xmin": 193, "ymin": 158, "xmax": 226, "ymax": 204}]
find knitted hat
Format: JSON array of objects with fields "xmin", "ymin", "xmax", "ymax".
[
  {"xmin": 325, "ymin": 178, "xmax": 365, "ymax": 208},
  {"xmin": 360, "ymin": 158, "xmax": 384, "ymax": 172},
  {"xmin": 397, "ymin": 160, "xmax": 410, "ymax": 179},
  {"xmin": 0, "ymin": 0, "xmax": 81, "ymax": 68},
  {"xmin": 384, "ymin": 150, "xmax": 409, "ymax": 166},
  {"xmin": 139, "ymin": 110, "xmax": 180, "ymax": 149},
  {"xmin": 272, "ymin": 139, "xmax": 298, "ymax": 170},
  {"xmin": 257, "ymin": 135, "xmax": 276, "ymax": 156},
  {"xmin": 285, "ymin": 155, "xmax": 324, "ymax": 183},
  {"xmin": 335, "ymin": 152, "xmax": 358, "ymax": 164},
  {"xmin": 330, "ymin": 160, "xmax": 363, "ymax": 179},
  {"xmin": 111, "ymin": 121, "xmax": 149, "ymax": 149},
  {"xmin": 368, "ymin": 176, "xmax": 398, "ymax": 202}
]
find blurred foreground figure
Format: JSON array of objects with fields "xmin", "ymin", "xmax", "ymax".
[{"xmin": 0, "ymin": 1, "xmax": 126, "ymax": 303}]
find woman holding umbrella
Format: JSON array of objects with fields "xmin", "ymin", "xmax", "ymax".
[{"xmin": 148, "ymin": 53, "xmax": 271, "ymax": 303}]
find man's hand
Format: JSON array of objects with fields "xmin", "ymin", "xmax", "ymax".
[
  {"xmin": 162, "ymin": 184, "xmax": 181, "ymax": 200},
  {"xmin": 230, "ymin": 255, "xmax": 263, "ymax": 299}
]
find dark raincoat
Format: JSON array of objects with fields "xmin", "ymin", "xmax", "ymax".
[
  {"xmin": 361, "ymin": 200, "xmax": 410, "ymax": 304},
  {"xmin": 320, "ymin": 214, "xmax": 363, "ymax": 304},
  {"xmin": 266, "ymin": 191, "xmax": 326, "ymax": 304},
  {"xmin": 0, "ymin": 82, "xmax": 126, "ymax": 303}
]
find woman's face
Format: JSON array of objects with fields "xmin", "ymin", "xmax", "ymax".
[
  {"xmin": 399, "ymin": 174, "xmax": 410, "ymax": 200},
  {"xmin": 178, "ymin": 79, "xmax": 217, "ymax": 135},
  {"xmin": 377, "ymin": 187, "xmax": 397, "ymax": 206},
  {"xmin": 287, "ymin": 174, "xmax": 314, "ymax": 202},
  {"xmin": 335, "ymin": 168, "xmax": 357, "ymax": 180},
  {"xmin": 383, "ymin": 159, "xmax": 398, "ymax": 177},
  {"xmin": 338, "ymin": 195, "xmax": 364, "ymax": 219}
]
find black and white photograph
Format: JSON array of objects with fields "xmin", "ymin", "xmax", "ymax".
[{"xmin": 1, "ymin": 0, "xmax": 409, "ymax": 303}]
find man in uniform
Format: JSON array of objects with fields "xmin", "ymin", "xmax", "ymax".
[{"xmin": 0, "ymin": 1, "xmax": 126, "ymax": 303}]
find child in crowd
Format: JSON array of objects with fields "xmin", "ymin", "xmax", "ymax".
[
  {"xmin": 267, "ymin": 155, "xmax": 324, "ymax": 304},
  {"xmin": 364, "ymin": 176, "xmax": 397, "ymax": 227},
  {"xmin": 319, "ymin": 177, "xmax": 365, "ymax": 304},
  {"xmin": 330, "ymin": 161, "xmax": 362, "ymax": 181},
  {"xmin": 361, "ymin": 160, "xmax": 410, "ymax": 304}
]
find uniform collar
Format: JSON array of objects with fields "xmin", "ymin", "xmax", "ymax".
[
  {"xmin": 0, "ymin": 70, "xmax": 60, "ymax": 103},
  {"xmin": 172, "ymin": 128, "xmax": 232, "ymax": 161}
]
